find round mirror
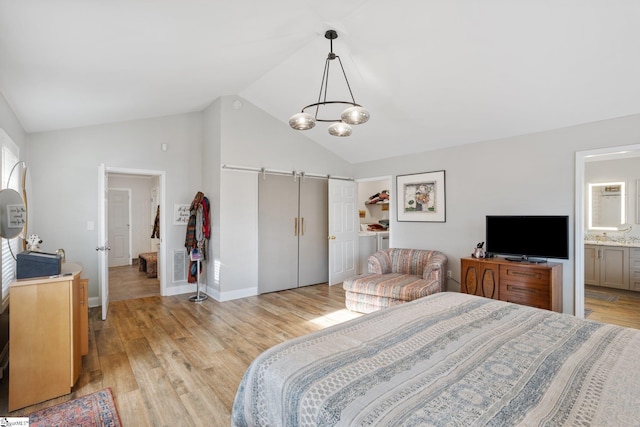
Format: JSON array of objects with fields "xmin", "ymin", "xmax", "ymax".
[{"xmin": 0, "ymin": 188, "xmax": 26, "ymax": 239}]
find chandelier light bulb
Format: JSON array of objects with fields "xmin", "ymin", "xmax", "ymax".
[
  {"xmin": 341, "ymin": 106, "xmax": 370, "ymax": 125},
  {"xmin": 328, "ymin": 122, "xmax": 352, "ymax": 137},
  {"xmin": 289, "ymin": 113, "xmax": 316, "ymax": 130}
]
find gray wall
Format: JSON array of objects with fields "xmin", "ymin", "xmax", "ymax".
[
  {"xmin": 25, "ymin": 113, "xmax": 203, "ymax": 300},
  {"xmin": 206, "ymin": 96, "xmax": 352, "ymax": 300},
  {"xmin": 351, "ymin": 114, "xmax": 640, "ymax": 314}
]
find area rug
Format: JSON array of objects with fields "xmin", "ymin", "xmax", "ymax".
[
  {"xmin": 28, "ymin": 388, "xmax": 122, "ymax": 427},
  {"xmin": 585, "ymin": 289, "xmax": 619, "ymax": 303}
]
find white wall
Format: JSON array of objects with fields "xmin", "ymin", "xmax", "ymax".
[
  {"xmin": 25, "ymin": 112, "xmax": 203, "ymax": 299},
  {"xmin": 351, "ymin": 114, "xmax": 640, "ymax": 314},
  {"xmin": 207, "ymin": 96, "xmax": 353, "ymax": 300},
  {"xmin": 0, "ymin": 92, "xmax": 26, "ymax": 150}
]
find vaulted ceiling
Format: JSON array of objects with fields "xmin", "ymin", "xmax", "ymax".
[{"xmin": 1, "ymin": 1, "xmax": 639, "ymax": 163}]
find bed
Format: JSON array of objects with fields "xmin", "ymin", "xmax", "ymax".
[{"xmin": 232, "ymin": 292, "xmax": 640, "ymax": 426}]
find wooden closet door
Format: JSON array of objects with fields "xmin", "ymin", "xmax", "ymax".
[
  {"xmin": 298, "ymin": 178, "xmax": 328, "ymax": 287},
  {"xmin": 258, "ymin": 174, "xmax": 300, "ymax": 293}
]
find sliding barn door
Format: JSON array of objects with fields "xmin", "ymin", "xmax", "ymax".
[
  {"xmin": 298, "ymin": 178, "xmax": 328, "ymax": 287},
  {"xmin": 258, "ymin": 174, "xmax": 329, "ymax": 293},
  {"xmin": 258, "ymin": 174, "xmax": 299, "ymax": 293}
]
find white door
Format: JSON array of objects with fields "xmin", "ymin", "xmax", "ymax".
[
  {"xmin": 98, "ymin": 164, "xmax": 110, "ymax": 320},
  {"xmin": 108, "ymin": 189, "xmax": 131, "ymax": 267},
  {"xmin": 328, "ymin": 179, "xmax": 359, "ymax": 285}
]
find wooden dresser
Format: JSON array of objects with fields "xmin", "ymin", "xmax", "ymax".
[
  {"xmin": 8, "ymin": 262, "xmax": 88, "ymax": 411},
  {"xmin": 461, "ymin": 257, "xmax": 563, "ymax": 312}
]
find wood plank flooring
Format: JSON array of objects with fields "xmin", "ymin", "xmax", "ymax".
[
  {"xmin": 109, "ymin": 264, "xmax": 160, "ymax": 302},
  {"xmin": 584, "ymin": 285, "xmax": 640, "ymax": 329},
  {"xmin": 1, "ymin": 277, "xmax": 637, "ymax": 424},
  {"xmin": 0, "ymin": 283, "xmax": 361, "ymax": 425}
]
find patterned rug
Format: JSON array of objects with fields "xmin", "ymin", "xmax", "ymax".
[
  {"xmin": 585, "ymin": 289, "xmax": 619, "ymax": 303},
  {"xmin": 28, "ymin": 388, "xmax": 122, "ymax": 427}
]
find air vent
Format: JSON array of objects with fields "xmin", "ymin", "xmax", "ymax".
[{"xmin": 172, "ymin": 249, "xmax": 188, "ymax": 282}]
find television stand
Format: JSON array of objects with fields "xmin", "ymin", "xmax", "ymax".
[
  {"xmin": 461, "ymin": 257, "xmax": 563, "ymax": 312},
  {"xmin": 505, "ymin": 255, "xmax": 547, "ymax": 264}
]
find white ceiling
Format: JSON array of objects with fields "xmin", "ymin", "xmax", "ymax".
[{"xmin": 1, "ymin": 1, "xmax": 640, "ymax": 163}]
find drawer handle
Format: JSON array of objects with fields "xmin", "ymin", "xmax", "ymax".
[
  {"xmin": 510, "ymin": 270, "xmax": 540, "ymax": 279},
  {"xmin": 507, "ymin": 285, "xmax": 540, "ymax": 294}
]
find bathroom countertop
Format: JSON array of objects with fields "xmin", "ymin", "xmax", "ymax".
[{"xmin": 584, "ymin": 240, "xmax": 640, "ymax": 248}]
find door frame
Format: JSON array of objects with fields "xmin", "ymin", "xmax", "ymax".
[
  {"xmin": 99, "ymin": 166, "xmax": 167, "ymax": 300},
  {"xmin": 575, "ymin": 143, "xmax": 640, "ymax": 318}
]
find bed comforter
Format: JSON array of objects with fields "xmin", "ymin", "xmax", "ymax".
[{"xmin": 232, "ymin": 292, "xmax": 640, "ymax": 426}]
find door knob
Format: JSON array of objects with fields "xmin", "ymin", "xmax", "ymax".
[{"xmin": 327, "ymin": 235, "xmax": 336, "ymax": 240}]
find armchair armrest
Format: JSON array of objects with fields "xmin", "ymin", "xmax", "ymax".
[
  {"xmin": 423, "ymin": 251, "xmax": 448, "ymax": 282},
  {"xmin": 367, "ymin": 250, "xmax": 392, "ymax": 274}
]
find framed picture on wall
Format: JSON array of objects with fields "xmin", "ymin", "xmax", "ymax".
[
  {"xmin": 173, "ymin": 204, "xmax": 190, "ymax": 225},
  {"xmin": 397, "ymin": 170, "xmax": 446, "ymax": 222}
]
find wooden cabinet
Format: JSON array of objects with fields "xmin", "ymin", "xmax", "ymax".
[
  {"xmin": 630, "ymin": 248, "xmax": 640, "ymax": 291},
  {"xmin": 9, "ymin": 263, "xmax": 87, "ymax": 411},
  {"xmin": 584, "ymin": 244, "xmax": 629, "ymax": 289},
  {"xmin": 461, "ymin": 259, "xmax": 499, "ymax": 299},
  {"xmin": 461, "ymin": 257, "xmax": 563, "ymax": 312}
]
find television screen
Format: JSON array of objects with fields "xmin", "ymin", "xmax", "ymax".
[{"xmin": 486, "ymin": 215, "xmax": 569, "ymax": 261}]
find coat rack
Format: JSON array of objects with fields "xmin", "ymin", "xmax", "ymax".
[{"xmin": 185, "ymin": 191, "xmax": 210, "ymax": 302}]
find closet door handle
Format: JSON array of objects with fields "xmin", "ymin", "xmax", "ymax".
[
  {"xmin": 294, "ymin": 217, "xmax": 298, "ymax": 236},
  {"xmin": 301, "ymin": 217, "xmax": 304, "ymax": 236}
]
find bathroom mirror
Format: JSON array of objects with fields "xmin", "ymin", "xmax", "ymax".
[
  {"xmin": 588, "ymin": 181, "xmax": 626, "ymax": 230},
  {"xmin": 0, "ymin": 188, "xmax": 26, "ymax": 239}
]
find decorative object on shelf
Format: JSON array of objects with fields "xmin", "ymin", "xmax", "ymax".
[
  {"xmin": 397, "ymin": 170, "xmax": 446, "ymax": 222},
  {"xmin": 289, "ymin": 30, "xmax": 370, "ymax": 137},
  {"xmin": 472, "ymin": 242, "xmax": 485, "ymax": 259},
  {"xmin": 25, "ymin": 233, "xmax": 42, "ymax": 251},
  {"xmin": 56, "ymin": 248, "xmax": 66, "ymax": 263}
]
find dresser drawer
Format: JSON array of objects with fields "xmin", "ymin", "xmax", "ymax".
[
  {"xmin": 500, "ymin": 265, "xmax": 550, "ymax": 285},
  {"xmin": 500, "ymin": 278, "xmax": 550, "ymax": 309}
]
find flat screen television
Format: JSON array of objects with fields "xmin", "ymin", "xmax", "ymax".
[{"xmin": 485, "ymin": 215, "xmax": 569, "ymax": 263}]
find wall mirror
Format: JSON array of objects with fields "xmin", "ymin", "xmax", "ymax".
[
  {"xmin": 0, "ymin": 188, "xmax": 26, "ymax": 239},
  {"xmin": 588, "ymin": 181, "xmax": 626, "ymax": 230}
]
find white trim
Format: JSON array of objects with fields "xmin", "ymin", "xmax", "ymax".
[
  {"xmin": 575, "ymin": 143, "xmax": 640, "ymax": 318},
  {"xmin": 103, "ymin": 166, "xmax": 167, "ymax": 297}
]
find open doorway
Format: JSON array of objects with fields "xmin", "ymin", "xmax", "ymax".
[
  {"xmin": 356, "ymin": 176, "xmax": 392, "ymax": 274},
  {"xmin": 108, "ymin": 172, "xmax": 161, "ymax": 301},
  {"xmin": 575, "ymin": 144, "xmax": 640, "ymax": 327},
  {"xmin": 99, "ymin": 167, "xmax": 166, "ymax": 314}
]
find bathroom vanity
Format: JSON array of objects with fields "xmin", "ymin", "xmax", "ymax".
[{"xmin": 584, "ymin": 241, "xmax": 640, "ymax": 291}]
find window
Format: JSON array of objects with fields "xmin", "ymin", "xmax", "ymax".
[{"xmin": 1, "ymin": 130, "xmax": 20, "ymax": 311}]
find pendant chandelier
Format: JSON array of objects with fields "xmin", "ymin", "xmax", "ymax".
[{"xmin": 289, "ymin": 30, "xmax": 370, "ymax": 137}]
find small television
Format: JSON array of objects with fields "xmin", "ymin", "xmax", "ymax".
[{"xmin": 485, "ymin": 215, "xmax": 569, "ymax": 263}]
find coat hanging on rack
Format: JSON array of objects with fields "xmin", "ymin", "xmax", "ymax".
[
  {"xmin": 151, "ymin": 205, "xmax": 160, "ymax": 238},
  {"xmin": 185, "ymin": 191, "xmax": 210, "ymax": 283}
]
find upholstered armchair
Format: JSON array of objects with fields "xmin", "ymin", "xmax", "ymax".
[{"xmin": 343, "ymin": 248, "xmax": 448, "ymax": 313}]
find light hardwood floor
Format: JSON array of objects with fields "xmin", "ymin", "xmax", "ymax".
[
  {"xmin": 1, "ymin": 279, "xmax": 637, "ymax": 424},
  {"xmin": 0, "ymin": 283, "xmax": 361, "ymax": 425},
  {"xmin": 584, "ymin": 285, "xmax": 640, "ymax": 329},
  {"xmin": 109, "ymin": 264, "xmax": 160, "ymax": 302}
]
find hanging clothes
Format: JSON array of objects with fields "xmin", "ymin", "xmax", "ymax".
[
  {"xmin": 151, "ymin": 205, "xmax": 160, "ymax": 238},
  {"xmin": 185, "ymin": 191, "xmax": 211, "ymax": 283}
]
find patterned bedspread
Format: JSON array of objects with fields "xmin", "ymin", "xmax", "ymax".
[{"xmin": 232, "ymin": 292, "xmax": 640, "ymax": 426}]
